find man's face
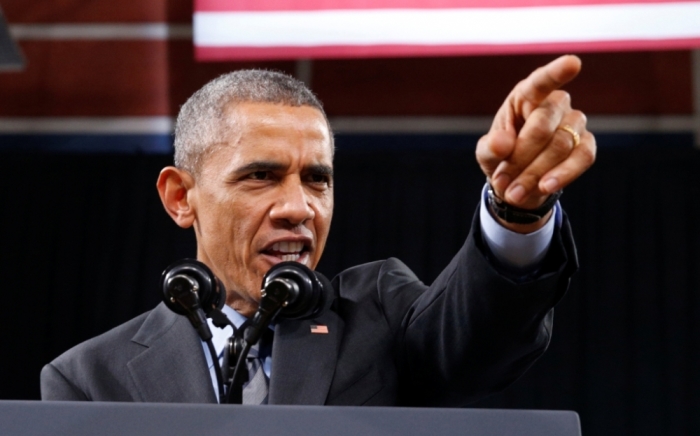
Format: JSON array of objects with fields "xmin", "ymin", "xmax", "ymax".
[{"xmin": 189, "ymin": 102, "xmax": 334, "ymax": 316}]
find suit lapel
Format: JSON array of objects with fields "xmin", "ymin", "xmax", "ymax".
[
  {"xmin": 127, "ymin": 303, "xmax": 217, "ymax": 403},
  {"xmin": 268, "ymin": 307, "xmax": 344, "ymax": 405}
]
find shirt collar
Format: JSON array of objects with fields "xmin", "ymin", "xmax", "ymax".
[{"xmin": 206, "ymin": 304, "xmax": 275, "ymax": 366}]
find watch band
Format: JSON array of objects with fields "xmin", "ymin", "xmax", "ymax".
[{"xmin": 487, "ymin": 183, "xmax": 562, "ymax": 224}]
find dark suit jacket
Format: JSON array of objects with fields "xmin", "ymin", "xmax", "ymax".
[{"xmin": 41, "ymin": 213, "xmax": 578, "ymax": 406}]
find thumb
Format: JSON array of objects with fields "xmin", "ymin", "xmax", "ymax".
[{"xmin": 476, "ymin": 129, "xmax": 516, "ymax": 178}]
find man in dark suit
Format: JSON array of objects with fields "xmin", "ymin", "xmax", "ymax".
[{"xmin": 41, "ymin": 55, "xmax": 595, "ymax": 406}]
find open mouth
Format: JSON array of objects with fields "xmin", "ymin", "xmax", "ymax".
[{"xmin": 263, "ymin": 241, "xmax": 310, "ymax": 265}]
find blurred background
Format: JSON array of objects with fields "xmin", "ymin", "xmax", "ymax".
[{"xmin": 1, "ymin": 1, "xmax": 700, "ymax": 435}]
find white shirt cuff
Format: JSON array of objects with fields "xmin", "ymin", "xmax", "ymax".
[{"xmin": 479, "ymin": 184, "xmax": 557, "ymax": 271}]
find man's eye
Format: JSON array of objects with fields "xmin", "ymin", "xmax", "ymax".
[
  {"xmin": 309, "ymin": 174, "xmax": 331, "ymax": 185},
  {"xmin": 248, "ymin": 171, "xmax": 269, "ymax": 180}
]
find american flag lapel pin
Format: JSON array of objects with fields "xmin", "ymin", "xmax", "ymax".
[{"xmin": 310, "ymin": 324, "xmax": 329, "ymax": 334}]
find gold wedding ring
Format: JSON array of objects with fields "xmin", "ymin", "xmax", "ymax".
[{"xmin": 557, "ymin": 124, "xmax": 580, "ymax": 148}]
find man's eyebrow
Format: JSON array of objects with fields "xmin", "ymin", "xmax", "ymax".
[
  {"xmin": 229, "ymin": 161, "xmax": 334, "ymax": 177},
  {"xmin": 306, "ymin": 164, "xmax": 334, "ymax": 177},
  {"xmin": 231, "ymin": 161, "xmax": 286, "ymax": 175}
]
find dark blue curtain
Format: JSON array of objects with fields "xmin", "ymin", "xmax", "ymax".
[{"xmin": 2, "ymin": 136, "xmax": 699, "ymax": 436}]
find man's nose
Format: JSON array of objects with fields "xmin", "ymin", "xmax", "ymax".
[{"xmin": 269, "ymin": 180, "xmax": 315, "ymax": 226}]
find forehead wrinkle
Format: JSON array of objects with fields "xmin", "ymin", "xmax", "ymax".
[
  {"xmin": 242, "ymin": 120, "xmax": 327, "ymax": 145},
  {"xmin": 230, "ymin": 102, "xmax": 331, "ymax": 147}
]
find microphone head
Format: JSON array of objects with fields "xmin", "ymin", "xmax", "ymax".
[
  {"xmin": 262, "ymin": 261, "xmax": 331, "ymax": 320},
  {"xmin": 160, "ymin": 259, "xmax": 226, "ymax": 316}
]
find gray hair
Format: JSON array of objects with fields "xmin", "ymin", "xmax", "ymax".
[{"xmin": 173, "ymin": 69, "xmax": 333, "ymax": 175}]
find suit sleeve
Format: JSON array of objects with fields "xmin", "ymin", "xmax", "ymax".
[
  {"xmin": 391, "ymin": 208, "xmax": 578, "ymax": 407},
  {"xmin": 41, "ymin": 363, "xmax": 89, "ymax": 401}
]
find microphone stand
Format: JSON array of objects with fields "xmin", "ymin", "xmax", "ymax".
[{"xmin": 226, "ymin": 339, "xmax": 253, "ymax": 404}]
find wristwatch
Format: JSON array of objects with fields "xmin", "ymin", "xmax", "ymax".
[{"xmin": 487, "ymin": 182, "xmax": 562, "ymax": 225}]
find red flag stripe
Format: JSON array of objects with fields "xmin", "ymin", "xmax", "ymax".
[
  {"xmin": 196, "ymin": 38, "xmax": 700, "ymax": 61},
  {"xmin": 195, "ymin": 0, "xmax": 700, "ymax": 12}
]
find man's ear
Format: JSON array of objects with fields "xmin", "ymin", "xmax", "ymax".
[{"xmin": 156, "ymin": 166, "xmax": 196, "ymax": 228}]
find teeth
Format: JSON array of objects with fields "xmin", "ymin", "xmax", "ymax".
[
  {"xmin": 281, "ymin": 253, "xmax": 300, "ymax": 262},
  {"xmin": 270, "ymin": 241, "xmax": 304, "ymax": 254}
]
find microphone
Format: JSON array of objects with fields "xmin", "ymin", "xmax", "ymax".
[
  {"xmin": 243, "ymin": 261, "xmax": 330, "ymax": 345},
  {"xmin": 160, "ymin": 259, "xmax": 226, "ymax": 341}
]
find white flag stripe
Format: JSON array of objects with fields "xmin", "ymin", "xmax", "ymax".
[{"xmin": 195, "ymin": 3, "xmax": 700, "ymax": 47}]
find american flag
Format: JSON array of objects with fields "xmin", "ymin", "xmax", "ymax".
[
  {"xmin": 310, "ymin": 324, "xmax": 329, "ymax": 334},
  {"xmin": 194, "ymin": 0, "xmax": 700, "ymax": 60}
]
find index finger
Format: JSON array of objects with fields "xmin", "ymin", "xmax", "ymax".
[{"xmin": 514, "ymin": 55, "xmax": 582, "ymax": 115}]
